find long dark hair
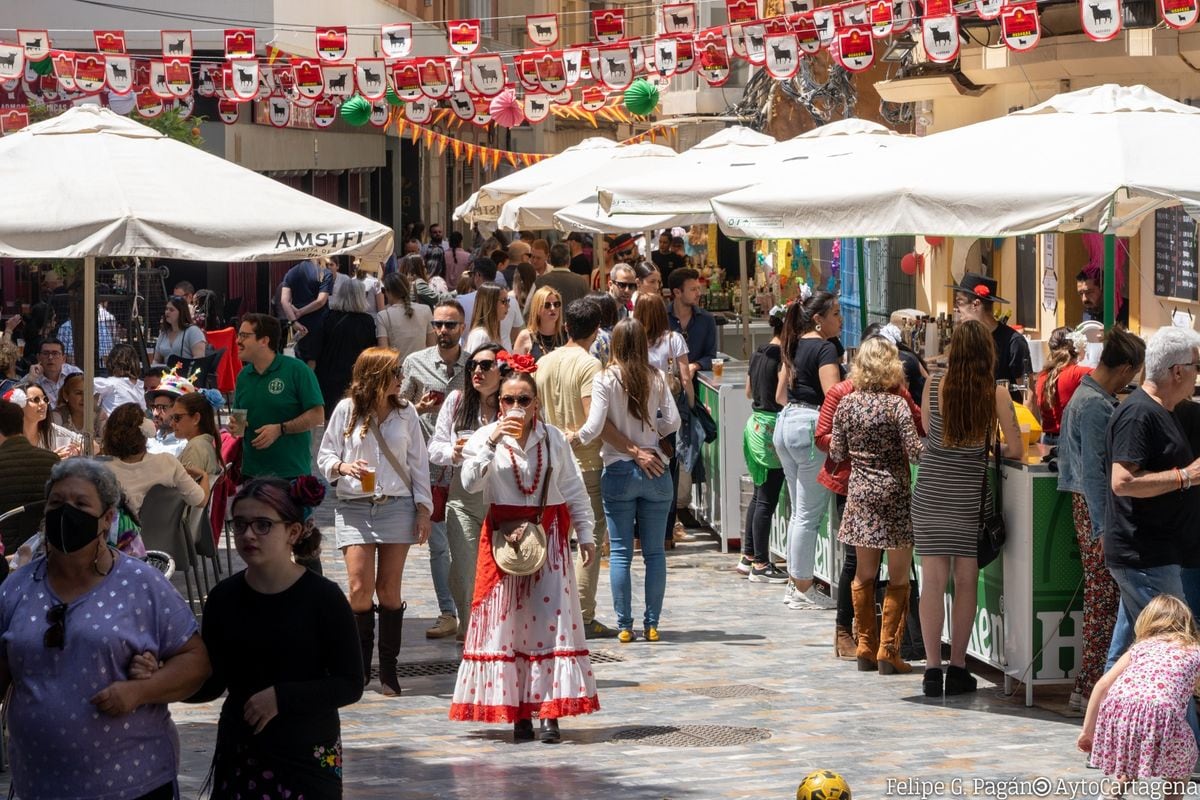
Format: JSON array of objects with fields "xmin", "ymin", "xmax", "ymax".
[
  {"xmin": 174, "ymin": 392, "xmax": 220, "ymax": 468},
  {"xmin": 454, "ymin": 342, "xmax": 508, "ymax": 433},
  {"xmin": 942, "ymin": 320, "xmax": 997, "ymax": 447},
  {"xmin": 162, "ymin": 295, "xmax": 194, "ymax": 332},
  {"xmin": 608, "ymin": 318, "xmax": 656, "ymax": 426},
  {"xmin": 780, "ymin": 291, "xmax": 838, "ymax": 363}
]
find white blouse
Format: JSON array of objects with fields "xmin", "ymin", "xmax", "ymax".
[
  {"xmin": 429, "ymin": 390, "xmax": 500, "ymax": 467},
  {"xmin": 576, "ymin": 366, "xmax": 681, "ymax": 466},
  {"xmin": 318, "ymin": 398, "xmax": 433, "ymax": 512},
  {"xmin": 460, "ymin": 421, "xmax": 595, "ymax": 544},
  {"xmin": 647, "ymin": 331, "xmax": 688, "ymax": 372}
]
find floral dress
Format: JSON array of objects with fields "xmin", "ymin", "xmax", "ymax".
[
  {"xmin": 829, "ymin": 391, "xmax": 923, "ymax": 549},
  {"xmin": 1090, "ymin": 637, "xmax": 1200, "ymax": 780}
]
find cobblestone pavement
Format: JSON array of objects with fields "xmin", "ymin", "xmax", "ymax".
[{"xmin": 6, "ymin": 512, "xmax": 1195, "ymax": 799}]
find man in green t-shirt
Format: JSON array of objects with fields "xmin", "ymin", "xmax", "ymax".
[{"xmin": 231, "ymin": 314, "xmax": 325, "ymax": 483}]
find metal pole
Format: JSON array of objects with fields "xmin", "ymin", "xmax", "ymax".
[
  {"xmin": 1103, "ymin": 234, "xmax": 1116, "ymax": 330},
  {"xmin": 856, "ymin": 238, "xmax": 868, "ymax": 335},
  {"xmin": 82, "ymin": 255, "xmax": 96, "ymax": 453},
  {"xmin": 739, "ymin": 241, "xmax": 750, "ymax": 360}
]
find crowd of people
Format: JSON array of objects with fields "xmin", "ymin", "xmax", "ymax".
[{"xmin": 3, "ymin": 219, "xmax": 1200, "ymax": 799}]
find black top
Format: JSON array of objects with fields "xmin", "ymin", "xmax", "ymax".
[
  {"xmin": 1175, "ymin": 399, "xmax": 1200, "ymax": 456},
  {"xmin": 314, "ymin": 310, "xmax": 378, "ymax": 415},
  {"xmin": 749, "ymin": 343, "xmax": 784, "ymax": 413},
  {"xmin": 1083, "ymin": 303, "xmax": 1130, "ymax": 328},
  {"xmin": 282, "ymin": 261, "xmax": 334, "ymax": 329},
  {"xmin": 195, "ymin": 570, "xmax": 363, "ymax": 755},
  {"xmin": 992, "ymin": 322, "xmax": 1032, "ymax": 387},
  {"xmin": 651, "ymin": 250, "xmax": 685, "ymax": 282},
  {"xmin": 1104, "ymin": 388, "xmax": 1200, "ymax": 569},
  {"xmin": 786, "ymin": 337, "xmax": 840, "ymax": 406},
  {"xmin": 899, "ymin": 348, "xmax": 926, "ymax": 403},
  {"xmin": 569, "ymin": 253, "xmax": 592, "ymax": 277}
]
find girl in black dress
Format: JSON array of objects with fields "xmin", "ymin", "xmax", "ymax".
[{"xmin": 195, "ymin": 478, "xmax": 363, "ymax": 799}]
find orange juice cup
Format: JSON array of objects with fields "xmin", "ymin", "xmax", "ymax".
[
  {"xmin": 712, "ymin": 358, "xmax": 725, "ymax": 379},
  {"xmin": 361, "ymin": 466, "xmax": 377, "ymax": 494}
]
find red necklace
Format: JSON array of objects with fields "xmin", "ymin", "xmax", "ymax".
[{"xmin": 505, "ymin": 440, "xmax": 543, "ymax": 496}]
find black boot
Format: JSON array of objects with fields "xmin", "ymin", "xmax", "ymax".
[
  {"xmin": 539, "ymin": 718, "xmax": 561, "ymax": 744},
  {"xmin": 922, "ymin": 667, "xmax": 943, "ymax": 698},
  {"xmin": 513, "ymin": 719, "xmax": 534, "ymax": 741},
  {"xmin": 944, "ymin": 665, "xmax": 977, "ymax": 695},
  {"xmin": 378, "ymin": 603, "xmax": 405, "ymax": 696},
  {"xmin": 353, "ymin": 608, "xmax": 375, "ymax": 687}
]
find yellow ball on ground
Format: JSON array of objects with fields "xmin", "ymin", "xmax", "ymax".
[{"xmin": 796, "ymin": 769, "xmax": 852, "ymax": 800}]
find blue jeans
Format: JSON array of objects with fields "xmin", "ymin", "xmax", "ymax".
[
  {"xmin": 428, "ymin": 519, "xmax": 456, "ymax": 618},
  {"xmin": 603, "ymin": 459, "xmax": 674, "ymax": 631},
  {"xmin": 773, "ymin": 404, "xmax": 829, "ymax": 582}
]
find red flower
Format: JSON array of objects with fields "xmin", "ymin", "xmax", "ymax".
[
  {"xmin": 974, "ymin": 285, "xmax": 991, "ymax": 298},
  {"xmin": 290, "ymin": 475, "xmax": 326, "ymax": 508},
  {"xmin": 507, "ymin": 353, "xmax": 538, "ymax": 374}
]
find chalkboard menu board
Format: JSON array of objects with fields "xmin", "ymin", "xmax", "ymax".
[{"xmin": 1154, "ymin": 207, "xmax": 1199, "ymax": 301}]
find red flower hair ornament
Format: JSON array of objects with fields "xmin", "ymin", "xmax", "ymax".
[{"xmin": 497, "ymin": 351, "xmax": 537, "ymax": 375}]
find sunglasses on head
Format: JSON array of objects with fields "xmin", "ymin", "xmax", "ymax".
[
  {"xmin": 431, "ymin": 320, "xmax": 460, "ymax": 330},
  {"xmin": 44, "ymin": 602, "xmax": 67, "ymax": 650},
  {"xmin": 544, "ymin": 300, "xmax": 562, "ymax": 309},
  {"xmin": 499, "ymin": 394, "xmax": 534, "ymax": 408},
  {"xmin": 471, "ymin": 359, "xmax": 496, "ymax": 373}
]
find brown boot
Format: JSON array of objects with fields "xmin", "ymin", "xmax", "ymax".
[
  {"xmin": 834, "ymin": 624, "xmax": 856, "ymax": 660},
  {"xmin": 850, "ymin": 580, "xmax": 878, "ymax": 671},
  {"xmin": 877, "ymin": 583, "xmax": 913, "ymax": 675}
]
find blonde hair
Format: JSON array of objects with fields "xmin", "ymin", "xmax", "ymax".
[
  {"xmin": 525, "ymin": 286, "xmax": 563, "ymax": 337},
  {"xmin": 850, "ymin": 337, "xmax": 903, "ymax": 392},
  {"xmin": 1134, "ymin": 594, "xmax": 1200, "ymax": 647}
]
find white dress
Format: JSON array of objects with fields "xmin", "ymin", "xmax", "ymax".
[{"xmin": 449, "ymin": 421, "xmax": 600, "ymax": 723}]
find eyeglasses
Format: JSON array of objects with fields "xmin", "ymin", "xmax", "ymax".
[
  {"xmin": 152, "ymin": 403, "xmax": 173, "ymax": 412},
  {"xmin": 472, "ymin": 359, "xmax": 496, "ymax": 373},
  {"xmin": 236, "ymin": 331, "xmax": 256, "ymax": 340},
  {"xmin": 170, "ymin": 413, "xmax": 190, "ymax": 423},
  {"xmin": 44, "ymin": 602, "xmax": 67, "ymax": 650},
  {"xmin": 612, "ymin": 281, "xmax": 637, "ymax": 291},
  {"xmin": 26, "ymin": 395, "xmax": 48, "ymax": 405},
  {"xmin": 499, "ymin": 394, "xmax": 534, "ymax": 408},
  {"xmin": 1175, "ymin": 362, "xmax": 1200, "ymax": 370},
  {"xmin": 39, "ymin": 351, "xmax": 63, "ymax": 359},
  {"xmin": 431, "ymin": 320, "xmax": 461, "ymax": 330},
  {"xmin": 544, "ymin": 301, "xmax": 562, "ymax": 309},
  {"xmin": 231, "ymin": 516, "xmax": 284, "ymax": 537}
]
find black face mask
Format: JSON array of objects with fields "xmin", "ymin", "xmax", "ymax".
[{"xmin": 45, "ymin": 503, "xmax": 104, "ymax": 554}]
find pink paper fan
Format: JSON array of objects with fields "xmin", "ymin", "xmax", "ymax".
[{"xmin": 488, "ymin": 89, "xmax": 525, "ymax": 128}]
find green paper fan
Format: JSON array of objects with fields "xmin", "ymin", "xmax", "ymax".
[
  {"xmin": 31, "ymin": 57, "xmax": 54, "ymax": 76},
  {"xmin": 385, "ymin": 86, "xmax": 403, "ymax": 106},
  {"xmin": 623, "ymin": 79, "xmax": 659, "ymax": 116},
  {"xmin": 340, "ymin": 95, "xmax": 371, "ymax": 126}
]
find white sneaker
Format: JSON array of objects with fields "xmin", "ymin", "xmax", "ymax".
[
  {"xmin": 782, "ymin": 582, "xmax": 799, "ymax": 606},
  {"xmin": 1068, "ymin": 691, "xmax": 1084, "ymax": 712},
  {"xmin": 788, "ymin": 585, "xmax": 838, "ymax": 610}
]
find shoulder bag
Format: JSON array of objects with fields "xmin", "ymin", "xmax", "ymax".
[
  {"xmin": 977, "ymin": 426, "xmax": 1006, "ymax": 568},
  {"xmin": 491, "ymin": 435, "xmax": 552, "ymax": 577}
]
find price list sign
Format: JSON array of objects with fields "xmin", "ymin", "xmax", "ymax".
[{"xmin": 1154, "ymin": 206, "xmax": 1199, "ymax": 301}]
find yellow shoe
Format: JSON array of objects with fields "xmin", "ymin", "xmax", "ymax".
[
  {"xmin": 618, "ymin": 629, "xmax": 636, "ymax": 643},
  {"xmin": 644, "ymin": 626, "xmax": 660, "ymax": 642}
]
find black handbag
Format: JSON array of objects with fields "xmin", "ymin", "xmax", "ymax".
[{"xmin": 977, "ymin": 427, "xmax": 1006, "ymax": 568}]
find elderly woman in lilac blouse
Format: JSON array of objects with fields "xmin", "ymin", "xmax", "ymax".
[{"xmin": 0, "ymin": 458, "xmax": 210, "ymax": 800}]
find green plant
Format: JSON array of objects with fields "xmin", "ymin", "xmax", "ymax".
[{"xmin": 26, "ymin": 101, "xmax": 204, "ymax": 146}]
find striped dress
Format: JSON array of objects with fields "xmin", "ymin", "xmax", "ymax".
[{"xmin": 912, "ymin": 374, "xmax": 990, "ymax": 558}]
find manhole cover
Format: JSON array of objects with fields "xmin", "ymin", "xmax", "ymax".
[
  {"xmin": 609, "ymin": 725, "xmax": 771, "ymax": 747},
  {"xmin": 686, "ymin": 684, "xmax": 780, "ymax": 698},
  {"xmin": 589, "ymin": 650, "xmax": 625, "ymax": 664},
  {"xmin": 383, "ymin": 649, "xmax": 625, "ymax": 679}
]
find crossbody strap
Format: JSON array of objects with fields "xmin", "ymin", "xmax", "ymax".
[
  {"xmin": 368, "ymin": 415, "xmax": 410, "ymax": 490},
  {"xmin": 537, "ymin": 428, "xmax": 553, "ymax": 515},
  {"xmin": 979, "ymin": 423, "xmax": 1002, "ymax": 519}
]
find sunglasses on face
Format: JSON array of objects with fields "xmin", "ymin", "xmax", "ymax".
[
  {"xmin": 44, "ymin": 602, "xmax": 67, "ymax": 649},
  {"xmin": 499, "ymin": 394, "xmax": 534, "ymax": 408},
  {"xmin": 613, "ymin": 281, "xmax": 637, "ymax": 291},
  {"xmin": 431, "ymin": 320, "xmax": 461, "ymax": 330},
  {"xmin": 26, "ymin": 396, "xmax": 48, "ymax": 405},
  {"xmin": 472, "ymin": 359, "xmax": 496, "ymax": 373},
  {"xmin": 499, "ymin": 297, "xmax": 512, "ymax": 306},
  {"xmin": 231, "ymin": 517, "xmax": 284, "ymax": 537},
  {"xmin": 543, "ymin": 301, "xmax": 562, "ymax": 310},
  {"xmin": 170, "ymin": 413, "xmax": 191, "ymax": 423}
]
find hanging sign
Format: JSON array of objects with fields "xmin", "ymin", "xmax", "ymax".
[
  {"xmin": 313, "ymin": 98, "xmax": 337, "ymax": 127},
  {"xmin": 173, "ymin": 93, "xmax": 194, "ymax": 119},
  {"xmin": 381, "ymin": 24, "xmax": 413, "ymax": 57},
  {"xmin": 50, "ymin": 50, "xmax": 76, "ymax": 91},
  {"xmin": 892, "ymin": 0, "xmax": 916, "ymax": 32},
  {"xmin": 0, "ymin": 108, "xmax": 29, "ymax": 134},
  {"xmin": 94, "ymin": 30, "xmax": 126, "ymax": 54},
  {"xmin": 593, "ymin": 9, "xmax": 626, "ymax": 44},
  {"xmin": 321, "ymin": 63, "xmax": 354, "ymax": 97},
  {"xmin": 655, "ymin": 37, "xmax": 679, "ymax": 75},
  {"xmin": 224, "ymin": 28, "xmax": 256, "ymax": 59},
  {"xmin": 229, "ymin": 58, "xmax": 260, "ymax": 100},
  {"xmin": 417, "ymin": 57, "xmax": 450, "ymax": 98},
  {"xmin": 1000, "ymin": 2, "xmax": 1041, "ymax": 50},
  {"xmin": 631, "ymin": 40, "xmax": 648, "ymax": 72},
  {"xmin": 218, "ymin": 98, "xmax": 240, "ymax": 124},
  {"xmin": 133, "ymin": 87, "xmax": 163, "ymax": 118},
  {"xmin": 976, "ymin": 0, "xmax": 1004, "ymax": 19},
  {"xmin": 743, "ymin": 23, "xmax": 768, "ymax": 64},
  {"xmin": 18, "ymin": 30, "xmax": 49, "ymax": 62},
  {"xmin": 663, "ymin": 3, "xmax": 698, "ymax": 32},
  {"xmin": 448, "ymin": 20, "xmax": 482, "ymax": 55},
  {"xmin": 581, "ymin": 86, "xmax": 607, "ymax": 111},
  {"xmin": 449, "ymin": 91, "xmax": 476, "ymax": 120},
  {"xmin": 74, "ymin": 54, "xmax": 105, "ymax": 93},
  {"xmin": 1160, "ymin": 0, "xmax": 1199, "ymax": 29},
  {"xmin": 1081, "ymin": 0, "xmax": 1122, "ymax": 39},
  {"xmin": 356, "ymin": 57, "xmax": 387, "ymax": 99},
  {"xmin": 697, "ymin": 31, "xmax": 732, "ymax": 85},
  {"xmin": 674, "ymin": 36, "xmax": 697, "ymax": 71},
  {"xmin": 563, "ymin": 48, "xmax": 584, "ymax": 85},
  {"xmin": 813, "ymin": 8, "xmax": 837, "ymax": 45},
  {"xmin": 391, "ymin": 62, "xmax": 422, "ymax": 100},
  {"xmin": 468, "ymin": 54, "xmax": 505, "ymax": 96},
  {"xmin": 161, "ymin": 30, "xmax": 192, "ymax": 58},
  {"xmin": 292, "ymin": 58, "xmax": 325, "ymax": 98},
  {"xmin": 727, "ymin": 0, "xmax": 760, "ymax": 24},
  {"xmin": 369, "ymin": 100, "xmax": 390, "ymax": 127},
  {"xmin": 515, "ymin": 53, "xmax": 540, "ymax": 90},
  {"xmin": 764, "ymin": 32, "xmax": 800, "ymax": 77},
  {"xmin": 267, "ymin": 96, "xmax": 291, "ymax": 127},
  {"xmin": 524, "ymin": 94, "xmax": 552, "ymax": 122},
  {"xmin": 596, "ymin": 44, "xmax": 634, "ymax": 89},
  {"xmin": 834, "ymin": 24, "xmax": 876, "ymax": 70},
  {"xmin": 162, "ymin": 56, "xmax": 191, "ymax": 97},
  {"xmin": 316, "ymin": 27, "xmax": 348, "ymax": 62},
  {"xmin": 405, "ymin": 96, "xmax": 433, "ymax": 124},
  {"xmin": 196, "ymin": 63, "xmax": 217, "ymax": 97},
  {"xmin": 786, "ymin": 0, "xmax": 814, "ymax": 13},
  {"xmin": 527, "ymin": 14, "xmax": 560, "ymax": 46},
  {"xmin": 0, "ymin": 44, "xmax": 25, "ymax": 81},
  {"xmin": 871, "ymin": 0, "xmax": 895, "ymax": 37},
  {"xmin": 841, "ymin": 3, "xmax": 870, "ymax": 24},
  {"xmin": 921, "ymin": 0, "xmax": 961, "ymax": 62},
  {"xmin": 148, "ymin": 60, "xmax": 171, "ymax": 99},
  {"xmin": 793, "ymin": 15, "xmax": 822, "ymax": 53},
  {"xmin": 536, "ymin": 53, "xmax": 567, "ymax": 93}
]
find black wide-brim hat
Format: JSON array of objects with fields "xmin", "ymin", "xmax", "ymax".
[{"xmin": 946, "ymin": 271, "xmax": 1009, "ymax": 304}]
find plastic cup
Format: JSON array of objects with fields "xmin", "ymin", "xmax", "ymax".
[
  {"xmin": 712, "ymin": 358, "xmax": 725, "ymax": 379},
  {"xmin": 360, "ymin": 466, "xmax": 377, "ymax": 494},
  {"xmin": 230, "ymin": 408, "xmax": 248, "ymax": 432},
  {"xmin": 455, "ymin": 430, "xmax": 473, "ymax": 446}
]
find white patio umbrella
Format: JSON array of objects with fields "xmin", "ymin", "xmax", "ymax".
[
  {"xmin": 0, "ymin": 105, "xmax": 394, "ymax": 438},
  {"xmin": 497, "ymin": 142, "xmax": 677, "ymax": 232},
  {"xmin": 453, "ymin": 137, "xmax": 619, "ymax": 226},
  {"xmin": 712, "ymin": 84, "xmax": 1200, "ymax": 241}
]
